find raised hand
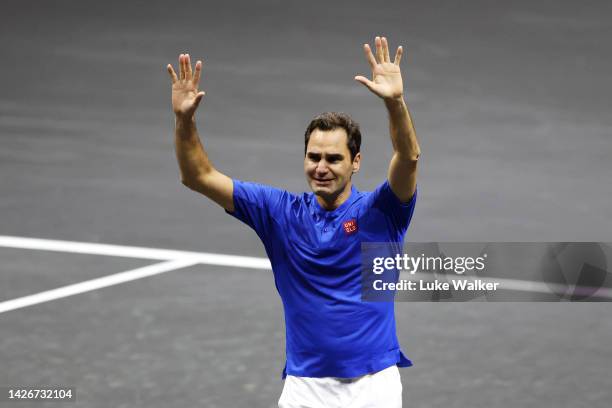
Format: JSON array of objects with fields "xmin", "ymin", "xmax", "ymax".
[
  {"xmin": 354, "ymin": 36, "xmax": 404, "ymax": 100},
  {"xmin": 167, "ymin": 54, "xmax": 205, "ymax": 119}
]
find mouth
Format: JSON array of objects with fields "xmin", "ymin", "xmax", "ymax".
[{"xmin": 313, "ymin": 178, "xmax": 334, "ymax": 186}]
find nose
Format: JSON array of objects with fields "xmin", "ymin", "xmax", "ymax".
[{"xmin": 315, "ymin": 160, "xmax": 329, "ymax": 175}]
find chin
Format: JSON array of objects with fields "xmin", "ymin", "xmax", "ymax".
[
  {"xmin": 311, "ymin": 185, "xmax": 338, "ymax": 199},
  {"xmin": 309, "ymin": 182, "xmax": 326, "ymax": 193},
  {"xmin": 311, "ymin": 185, "xmax": 326, "ymax": 195}
]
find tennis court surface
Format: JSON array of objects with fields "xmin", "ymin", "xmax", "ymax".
[
  {"xmin": 2, "ymin": 0, "xmax": 612, "ymax": 406},
  {"xmin": 2, "ymin": 236, "xmax": 611, "ymax": 407}
]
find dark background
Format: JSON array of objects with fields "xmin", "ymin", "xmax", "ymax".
[{"xmin": 1, "ymin": 1, "xmax": 611, "ymax": 407}]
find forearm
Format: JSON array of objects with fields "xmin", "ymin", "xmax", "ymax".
[
  {"xmin": 174, "ymin": 115, "xmax": 215, "ymax": 185},
  {"xmin": 384, "ymin": 96, "xmax": 420, "ymax": 161}
]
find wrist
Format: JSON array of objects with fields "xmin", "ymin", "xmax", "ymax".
[
  {"xmin": 175, "ymin": 113, "xmax": 195, "ymax": 127},
  {"xmin": 383, "ymin": 95, "xmax": 406, "ymax": 111}
]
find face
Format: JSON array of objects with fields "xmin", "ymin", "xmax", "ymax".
[{"xmin": 304, "ymin": 128, "xmax": 361, "ymax": 201}]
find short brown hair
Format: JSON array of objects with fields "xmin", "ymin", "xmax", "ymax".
[{"xmin": 304, "ymin": 112, "xmax": 361, "ymax": 161}]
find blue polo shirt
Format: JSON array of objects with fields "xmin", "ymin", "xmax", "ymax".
[{"xmin": 226, "ymin": 179, "xmax": 417, "ymax": 378}]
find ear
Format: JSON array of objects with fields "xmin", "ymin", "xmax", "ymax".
[{"xmin": 352, "ymin": 152, "xmax": 361, "ymax": 173}]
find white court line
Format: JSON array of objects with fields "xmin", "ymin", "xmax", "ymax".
[
  {"xmin": 0, "ymin": 259, "xmax": 199, "ymax": 314},
  {"xmin": 0, "ymin": 235, "xmax": 271, "ymax": 270},
  {"xmin": 1, "ymin": 235, "xmax": 610, "ymax": 312},
  {"xmin": 0, "ymin": 235, "xmax": 270, "ymax": 314}
]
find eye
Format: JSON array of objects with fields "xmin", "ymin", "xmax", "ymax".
[
  {"xmin": 326, "ymin": 155, "xmax": 343, "ymax": 163},
  {"xmin": 307, "ymin": 153, "xmax": 321, "ymax": 162}
]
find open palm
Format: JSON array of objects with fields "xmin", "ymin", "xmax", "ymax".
[
  {"xmin": 167, "ymin": 54, "xmax": 205, "ymax": 118},
  {"xmin": 355, "ymin": 36, "xmax": 404, "ymax": 100}
]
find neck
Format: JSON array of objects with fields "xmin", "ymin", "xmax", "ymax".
[{"xmin": 316, "ymin": 182, "xmax": 353, "ymax": 211}]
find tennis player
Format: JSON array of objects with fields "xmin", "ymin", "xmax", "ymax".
[{"xmin": 168, "ymin": 36, "xmax": 420, "ymax": 408}]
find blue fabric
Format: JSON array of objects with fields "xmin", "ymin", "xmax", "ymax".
[{"xmin": 226, "ymin": 179, "xmax": 417, "ymax": 378}]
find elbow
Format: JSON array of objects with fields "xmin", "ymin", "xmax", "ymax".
[
  {"xmin": 180, "ymin": 178, "xmax": 191, "ymax": 188},
  {"xmin": 409, "ymin": 146, "xmax": 421, "ymax": 161},
  {"xmin": 181, "ymin": 176, "xmax": 200, "ymax": 191},
  {"xmin": 181, "ymin": 171, "xmax": 212, "ymax": 193},
  {"xmin": 407, "ymin": 152, "xmax": 421, "ymax": 162},
  {"xmin": 395, "ymin": 150, "xmax": 420, "ymax": 163}
]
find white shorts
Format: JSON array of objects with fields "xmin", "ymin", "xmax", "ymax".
[{"xmin": 278, "ymin": 365, "xmax": 402, "ymax": 408}]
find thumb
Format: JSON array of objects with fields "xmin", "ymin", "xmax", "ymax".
[
  {"xmin": 193, "ymin": 91, "xmax": 205, "ymax": 108},
  {"xmin": 354, "ymin": 76, "xmax": 377, "ymax": 93}
]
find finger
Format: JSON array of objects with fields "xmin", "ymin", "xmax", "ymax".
[
  {"xmin": 167, "ymin": 64, "xmax": 178, "ymax": 84},
  {"xmin": 394, "ymin": 46, "xmax": 403, "ymax": 65},
  {"xmin": 186, "ymin": 53, "xmax": 193, "ymax": 80},
  {"xmin": 354, "ymin": 75, "xmax": 377, "ymax": 93},
  {"xmin": 181, "ymin": 53, "xmax": 187, "ymax": 80},
  {"xmin": 193, "ymin": 91, "xmax": 206, "ymax": 109},
  {"xmin": 178, "ymin": 54, "xmax": 183, "ymax": 81},
  {"xmin": 193, "ymin": 60, "xmax": 203, "ymax": 87},
  {"xmin": 363, "ymin": 44, "xmax": 377, "ymax": 70},
  {"xmin": 181, "ymin": 53, "xmax": 189, "ymax": 80},
  {"xmin": 178, "ymin": 54, "xmax": 185, "ymax": 80},
  {"xmin": 382, "ymin": 37, "xmax": 390, "ymax": 63},
  {"xmin": 375, "ymin": 36, "xmax": 384, "ymax": 63}
]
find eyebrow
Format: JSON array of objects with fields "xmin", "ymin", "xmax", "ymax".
[{"xmin": 307, "ymin": 152, "xmax": 345, "ymax": 161}]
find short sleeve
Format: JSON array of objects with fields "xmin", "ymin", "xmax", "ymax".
[
  {"xmin": 365, "ymin": 180, "xmax": 417, "ymax": 235},
  {"xmin": 225, "ymin": 179, "xmax": 289, "ymax": 242}
]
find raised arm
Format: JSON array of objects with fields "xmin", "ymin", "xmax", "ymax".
[
  {"xmin": 167, "ymin": 53, "xmax": 234, "ymax": 211},
  {"xmin": 355, "ymin": 36, "xmax": 420, "ymax": 202}
]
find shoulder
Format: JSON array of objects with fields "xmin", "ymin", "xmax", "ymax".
[
  {"xmin": 232, "ymin": 179, "xmax": 301, "ymax": 209},
  {"xmin": 362, "ymin": 180, "xmax": 417, "ymax": 208},
  {"xmin": 352, "ymin": 181, "xmax": 417, "ymax": 235}
]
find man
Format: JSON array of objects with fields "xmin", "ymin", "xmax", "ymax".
[{"xmin": 167, "ymin": 36, "xmax": 420, "ymax": 408}]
